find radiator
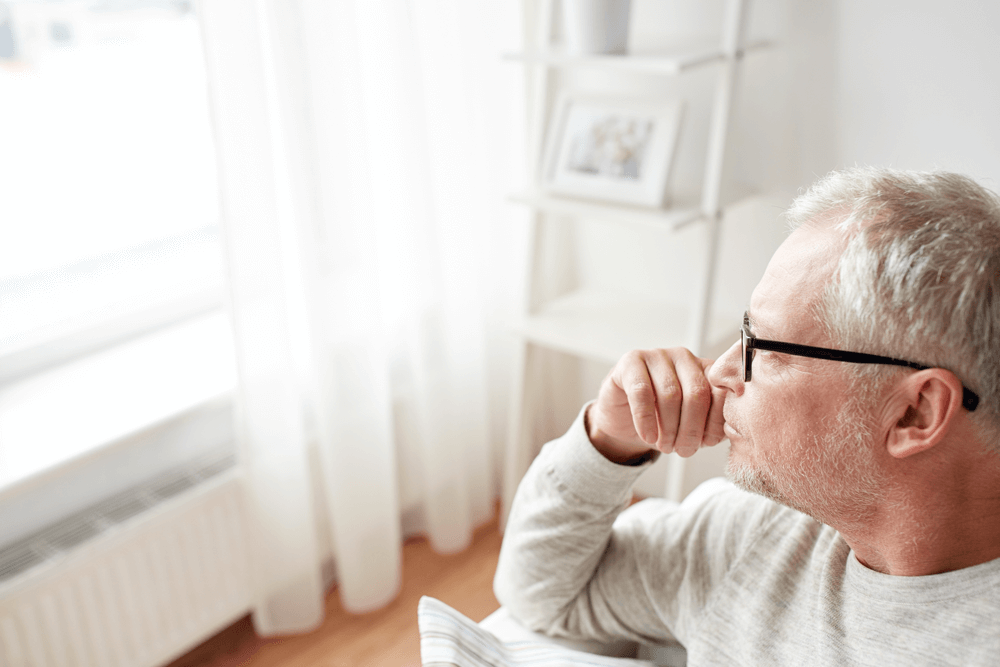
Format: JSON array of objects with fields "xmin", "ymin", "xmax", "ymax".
[{"xmin": 0, "ymin": 461, "xmax": 253, "ymax": 667}]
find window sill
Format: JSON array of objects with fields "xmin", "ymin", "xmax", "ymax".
[{"xmin": 0, "ymin": 311, "xmax": 237, "ymax": 548}]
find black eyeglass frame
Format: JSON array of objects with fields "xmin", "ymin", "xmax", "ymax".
[{"xmin": 741, "ymin": 313, "xmax": 980, "ymax": 412}]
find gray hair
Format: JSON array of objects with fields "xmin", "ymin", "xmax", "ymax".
[{"xmin": 785, "ymin": 167, "xmax": 1000, "ymax": 441}]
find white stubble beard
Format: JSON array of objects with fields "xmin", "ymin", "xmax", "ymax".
[{"xmin": 726, "ymin": 396, "xmax": 888, "ymax": 526}]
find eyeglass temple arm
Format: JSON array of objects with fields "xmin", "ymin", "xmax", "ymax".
[{"xmin": 749, "ymin": 338, "xmax": 980, "ymax": 412}]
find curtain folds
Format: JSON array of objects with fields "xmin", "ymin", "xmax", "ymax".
[{"xmin": 199, "ymin": 0, "xmax": 521, "ymax": 633}]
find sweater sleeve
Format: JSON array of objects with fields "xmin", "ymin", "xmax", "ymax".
[{"xmin": 493, "ymin": 403, "xmax": 780, "ymax": 647}]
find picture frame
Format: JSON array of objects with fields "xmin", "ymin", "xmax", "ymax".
[{"xmin": 542, "ymin": 94, "xmax": 683, "ymax": 208}]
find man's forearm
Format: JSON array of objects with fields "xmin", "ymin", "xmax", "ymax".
[{"xmin": 493, "ymin": 405, "xmax": 653, "ymax": 641}]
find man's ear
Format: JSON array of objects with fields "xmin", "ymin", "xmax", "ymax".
[{"xmin": 884, "ymin": 369, "xmax": 964, "ymax": 459}]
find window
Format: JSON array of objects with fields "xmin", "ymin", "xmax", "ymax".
[{"xmin": 0, "ymin": 0, "xmax": 235, "ymax": 546}]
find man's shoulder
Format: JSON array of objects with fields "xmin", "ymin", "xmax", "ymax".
[
  {"xmin": 617, "ymin": 478, "xmax": 835, "ymax": 573},
  {"xmin": 624, "ymin": 477, "xmax": 814, "ymax": 533}
]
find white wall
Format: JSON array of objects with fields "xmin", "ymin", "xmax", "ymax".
[{"xmin": 835, "ymin": 0, "xmax": 1000, "ymax": 189}]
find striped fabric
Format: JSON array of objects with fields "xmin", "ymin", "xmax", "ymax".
[{"xmin": 418, "ymin": 597, "xmax": 655, "ymax": 667}]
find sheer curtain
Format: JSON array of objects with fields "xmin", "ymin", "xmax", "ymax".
[{"xmin": 199, "ymin": 0, "xmax": 522, "ymax": 633}]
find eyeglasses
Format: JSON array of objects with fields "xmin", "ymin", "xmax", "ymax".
[{"xmin": 741, "ymin": 312, "xmax": 980, "ymax": 411}]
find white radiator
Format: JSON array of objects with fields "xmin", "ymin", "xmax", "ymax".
[{"xmin": 0, "ymin": 460, "xmax": 253, "ymax": 667}]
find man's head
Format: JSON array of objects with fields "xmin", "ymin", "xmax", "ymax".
[{"xmin": 709, "ymin": 167, "xmax": 1000, "ymax": 523}]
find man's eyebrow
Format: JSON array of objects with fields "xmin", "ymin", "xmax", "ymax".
[{"xmin": 744, "ymin": 309, "xmax": 777, "ymax": 339}]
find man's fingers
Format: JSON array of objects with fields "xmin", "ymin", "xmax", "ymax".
[
  {"xmin": 599, "ymin": 348, "xmax": 725, "ymax": 458},
  {"xmin": 701, "ymin": 358, "xmax": 727, "ymax": 446},
  {"xmin": 641, "ymin": 350, "xmax": 682, "ymax": 451},
  {"xmin": 667, "ymin": 351, "xmax": 713, "ymax": 457},
  {"xmin": 614, "ymin": 352, "xmax": 659, "ymax": 445},
  {"xmin": 623, "ymin": 349, "xmax": 713, "ymax": 456}
]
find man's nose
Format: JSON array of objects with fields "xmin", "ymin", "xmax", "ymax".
[{"xmin": 706, "ymin": 338, "xmax": 744, "ymax": 396}]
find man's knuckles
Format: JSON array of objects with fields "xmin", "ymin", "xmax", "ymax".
[{"xmin": 683, "ymin": 382, "xmax": 712, "ymax": 408}]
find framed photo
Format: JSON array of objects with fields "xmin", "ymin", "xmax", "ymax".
[{"xmin": 542, "ymin": 95, "xmax": 683, "ymax": 208}]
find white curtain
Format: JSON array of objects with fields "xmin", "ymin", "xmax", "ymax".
[{"xmin": 198, "ymin": 0, "xmax": 523, "ymax": 633}]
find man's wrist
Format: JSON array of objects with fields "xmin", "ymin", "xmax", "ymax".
[{"xmin": 584, "ymin": 403, "xmax": 659, "ymax": 466}]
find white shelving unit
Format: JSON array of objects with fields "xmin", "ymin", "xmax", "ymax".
[
  {"xmin": 502, "ymin": 0, "xmax": 757, "ymax": 526},
  {"xmin": 515, "ymin": 288, "xmax": 736, "ymax": 366},
  {"xmin": 508, "ymin": 191, "xmax": 703, "ymax": 230},
  {"xmin": 504, "ymin": 37, "xmax": 767, "ymax": 75}
]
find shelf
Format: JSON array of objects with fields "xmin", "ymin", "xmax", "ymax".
[
  {"xmin": 509, "ymin": 192, "xmax": 703, "ymax": 230},
  {"xmin": 512, "ymin": 288, "xmax": 739, "ymax": 364},
  {"xmin": 504, "ymin": 39, "xmax": 769, "ymax": 75}
]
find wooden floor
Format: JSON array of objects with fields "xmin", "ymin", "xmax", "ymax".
[{"xmin": 167, "ymin": 511, "xmax": 504, "ymax": 667}]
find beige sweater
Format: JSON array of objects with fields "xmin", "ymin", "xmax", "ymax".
[{"xmin": 494, "ymin": 406, "xmax": 1000, "ymax": 666}]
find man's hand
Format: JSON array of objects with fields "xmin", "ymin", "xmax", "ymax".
[{"xmin": 586, "ymin": 348, "xmax": 727, "ymax": 463}]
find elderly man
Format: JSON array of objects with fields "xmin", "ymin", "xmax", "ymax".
[{"xmin": 494, "ymin": 168, "xmax": 1000, "ymax": 665}]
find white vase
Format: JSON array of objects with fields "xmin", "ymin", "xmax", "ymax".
[{"xmin": 561, "ymin": 0, "xmax": 632, "ymax": 55}]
